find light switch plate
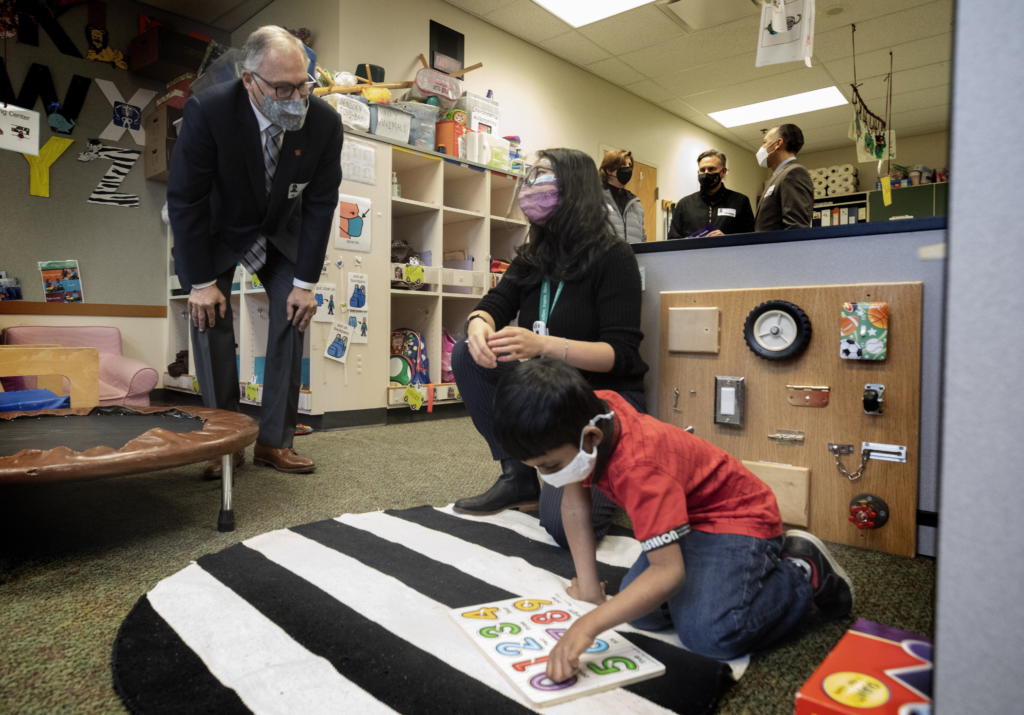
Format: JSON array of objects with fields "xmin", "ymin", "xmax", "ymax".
[
  {"xmin": 715, "ymin": 376, "xmax": 744, "ymax": 426},
  {"xmin": 668, "ymin": 307, "xmax": 719, "ymax": 353}
]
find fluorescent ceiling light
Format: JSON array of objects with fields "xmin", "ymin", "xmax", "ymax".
[
  {"xmin": 531, "ymin": 0, "xmax": 652, "ymax": 27},
  {"xmin": 708, "ymin": 87, "xmax": 848, "ymax": 128}
]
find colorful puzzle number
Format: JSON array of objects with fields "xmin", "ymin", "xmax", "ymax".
[
  {"xmin": 587, "ymin": 656, "xmax": 638, "ymax": 675},
  {"xmin": 496, "ymin": 637, "xmax": 543, "ymax": 656},
  {"xmin": 530, "ymin": 673, "xmax": 578, "ymax": 690},
  {"xmin": 479, "ymin": 623, "xmax": 521, "ymax": 638}
]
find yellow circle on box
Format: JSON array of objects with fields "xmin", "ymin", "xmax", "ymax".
[{"xmin": 822, "ymin": 671, "xmax": 891, "ymax": 708}]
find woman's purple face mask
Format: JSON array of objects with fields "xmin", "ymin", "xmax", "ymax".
[{"xmin": 519, "ymin": 167, "xmax": 559, "ymax": 225}]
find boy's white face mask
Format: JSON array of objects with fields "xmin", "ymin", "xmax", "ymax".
[{"xmin": 537, "ymin": 411, "xmax": 615, "ymax": 488}]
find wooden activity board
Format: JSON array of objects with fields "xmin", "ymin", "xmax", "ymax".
[
  {"xmin": 658, "ymin": 283, "xmax": 922, "ymax": 556},
  {"xmin": 449, "ymin": 593, "xmax": 665, "ymax": 706}
]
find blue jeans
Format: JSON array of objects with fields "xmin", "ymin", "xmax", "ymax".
[{"xmin": 620, "ymin": 530, "xmax": 812, "ymax": 660}]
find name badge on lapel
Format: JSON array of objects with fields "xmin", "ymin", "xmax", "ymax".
[
  {"xmin": 718, "ymin": 207, "xmax": 737, "ymax": 217},
  {"xmin": 287, "ymin": 181, "xmax": 309, "ymax": 199}
]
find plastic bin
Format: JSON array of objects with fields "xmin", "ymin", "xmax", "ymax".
[
  {"xmin": 394, "ymin": 101, "xmax": 440, "ymax": 150},
  {"xmin": 369, "ymin": 103, "xmax": 412, "ymax": 142},
  {"xmin": 329, "ymin": 94, "xmax": 371, "ymax": 132}
]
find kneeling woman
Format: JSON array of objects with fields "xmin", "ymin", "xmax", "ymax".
[{"xmin": 452, "ymin": 147, "xmax": 648, "ymax": 546}]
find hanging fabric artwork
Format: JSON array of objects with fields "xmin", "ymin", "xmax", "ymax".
[
  {"xmin": 93, "ymin": 79, "xmax": 156, "ymax": 145},
  {"xmin": 755, "ymin": 0, "xmax": 816, "ymax": 68},
  {"xmin": 77, "ymin": 140, "xmax": 142, "ymax": 207}
]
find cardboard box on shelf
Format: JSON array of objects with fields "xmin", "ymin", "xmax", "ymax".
[{"xmin": 144, "ymin": 104, "xmax": 182, "ymax": 181}]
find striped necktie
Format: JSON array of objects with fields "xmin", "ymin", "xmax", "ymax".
[{"xmin": 241, "ymin": 124, "xmax": 283, "ymax": 275}]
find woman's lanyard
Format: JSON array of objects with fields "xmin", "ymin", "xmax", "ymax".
[{"xmin": 532, "ymin": 278, "xmax": 563, "ymax": 336}]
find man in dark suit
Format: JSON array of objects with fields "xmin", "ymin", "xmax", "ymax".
[
  {"xmin": 168, "ymin": 26, "xmax": 343, "ymax": 476},
  {"xmin": 753, "ymin": 123, "xmax": 813, "ymax": 232}
]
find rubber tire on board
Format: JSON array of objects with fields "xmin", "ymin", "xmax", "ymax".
[{"xmin": 743, "ymin": 299, "xmax": 812, "ymax": 361}]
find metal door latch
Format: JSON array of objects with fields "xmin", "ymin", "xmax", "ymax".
[
  {"xmin": 828, "ymin": 442, "xmax": 870, "ymax": 480},
  {"xmin": 787, "ymin": 384, "xmax": 830, "ymax": 407},
  {"xmin": 864, "ymin": 384, "xmax": 885, "ymax": 414}
]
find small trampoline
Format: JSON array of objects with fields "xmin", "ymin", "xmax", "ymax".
[{"xmin": 0, "ymin": 406, "xmax": 258, "ymax": 531}]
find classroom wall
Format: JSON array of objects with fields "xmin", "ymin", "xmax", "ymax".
[
  {"xmin": 800, "ymin": 130, "xmax": 950, "ymax": 192},
  {"xmin": 234, "ymin": 0, "xmax": 767, "ymax": 239},
  {"xmin": 0, "ymin": 2, "xmax": 228, "ymax": 307}
]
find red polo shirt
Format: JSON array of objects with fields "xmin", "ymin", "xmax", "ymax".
[{"xmin": 584, "ymin": 391, "xmax": 783, "ymax": 551}]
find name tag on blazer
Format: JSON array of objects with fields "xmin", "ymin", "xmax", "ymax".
[
  {"xmin": 287, "ymin": 181, "xmax": 309, "ymax": 199},
  {"xmin": 762, "ymin": 184, "xmax": 777, "ymax": 199},
  {"xmin": 717, "ymin": 207, "xmax": 737, "ymax": 217}
]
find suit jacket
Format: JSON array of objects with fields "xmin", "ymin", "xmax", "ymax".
[
  {"xmin": 168, "ymin": 79, "xmax": 343, "ymax": 289},
  {"xmin": 754, "ymin": 160, "xmax": 813, "ymax": 232}
]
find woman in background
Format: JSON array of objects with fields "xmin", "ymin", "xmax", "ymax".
[
  {"xmin": 451, "ymin": 148, "xmax": 648, "ymax": 547},
  {"xmin": 600, "ymin": 148, "xmax": 646, "ymax": 244}
]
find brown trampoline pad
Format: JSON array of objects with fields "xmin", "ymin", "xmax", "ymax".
[{"xmin": 0, "ymin": 406, "xmax": 258, "ymax": 483}]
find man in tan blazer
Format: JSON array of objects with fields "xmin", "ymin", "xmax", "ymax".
[{"xmin": 753, "ymin": 124, "xmax": 813, "ymax": 232}]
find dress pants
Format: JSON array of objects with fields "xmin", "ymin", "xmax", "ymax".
[{"xmin": 190, "ymin": 246, "xmax": 304, "ymax": 449}]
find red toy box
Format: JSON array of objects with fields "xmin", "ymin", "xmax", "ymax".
[{"xmin": 795, "ymin": 619, "xmax": 932, "ymax": 714}]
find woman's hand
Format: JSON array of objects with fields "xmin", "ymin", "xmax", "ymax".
[
  {"xmin": 567, "ymin": 577, "xmax": 607, "ymax": 605},
  {"xmin": 488, "ymin": 326, "xmax": 547, "ymax": 362},
  {"xmin": 467, "ymin": 316, "xmax": 498, "ymax": 368},
  {"xmin": 546, "ymin": 619, "xmax": 598, "ymax": 684}
]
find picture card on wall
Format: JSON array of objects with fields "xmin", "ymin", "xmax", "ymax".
[
  {"xmin": 324, "ymin": 322, "xmax": 352, "ymax": 364},
  {"xmin": 336, "ymin": 193, "xmax": 372, "ymax": 253},
  {"xmin": 348, "ymin": 308, "xmax": 369, "ymax": 343},
  {"xmin": 0, "ymin": 103, "xmax": 40, "ymax": 155},
  {"xmin": 340, "ymin": 138, "xmax": 376, "ymax": 185},
  {"xmin": 313, "ymin": 283, "xmax": 337, "ymax": 323},
  {"xmin": 347, "ymin": 271, "xmax": 368, "ymax": 310}
]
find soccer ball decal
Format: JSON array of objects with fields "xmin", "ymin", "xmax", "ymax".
[{"xmin": 840, "ymin": 337, "xmax": 862, "ymax": 359}]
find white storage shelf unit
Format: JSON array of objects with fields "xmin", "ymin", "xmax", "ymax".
[
  {"xmin": 164, "ymin": 132, "xmax": 526, "ymax": 421},
  {"xmin": 389, "ymin": 143, "xmax": 527, "ymax": 410}
]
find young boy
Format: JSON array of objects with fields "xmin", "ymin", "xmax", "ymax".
[{"xmin": 493, "ymin": 358, "xmax": 853, "ymax": 683}]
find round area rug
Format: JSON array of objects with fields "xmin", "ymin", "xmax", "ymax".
[{"xmin": 112, "ymin": 506, "xmax": 736, "ymax": 714}]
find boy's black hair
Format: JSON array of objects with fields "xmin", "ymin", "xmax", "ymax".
[{"xmin": 493, "ymin": 358, "xmax": 607, "ymax": 461}]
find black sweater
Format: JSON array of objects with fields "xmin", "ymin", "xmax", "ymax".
[
  {"xmin": 668, "ymin": 186, "xmax": 755, "ymax": 238},
  {"xmin": 474, "ymin": 240, "xmax": 649, "ymax": 393}
]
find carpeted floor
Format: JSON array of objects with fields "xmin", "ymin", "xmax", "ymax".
[{"xmin": 0, "ymin": 415, "xmax": 935, "ymax": 714}]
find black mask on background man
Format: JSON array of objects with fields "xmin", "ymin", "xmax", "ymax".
[
  {"xmin": 616, "ymin": 166, "xmax": 633, "ymax": 185},
  {"xmin": 698, "ymin": 172, "xmax": 722, "ymax": 192}
]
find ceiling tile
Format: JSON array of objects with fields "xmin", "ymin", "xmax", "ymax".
[
  {"xmin": 814, "ymin": 2, "xmax": 954, "ymax": 62},
  {"xmin": 682, "ymin": 65, "xmax": 838, "ymax": 114},
  {"xmin": 541, "ymin": 31, "xmax": 611, "ymax": 66},
  {"xmin": 820, "ymin": 34, "xmax": 953, "ymax": 86},
  {"xmin": 618, "ymin": 16, "xmax": 757, "ymax": 75},
  {"xmin": 485, "ymin": 0, "xmax": 573, "ymax": 42},
  {"xmin": 627, "ymin": 78, "xmax": 674, "ymax": 104},
  {"xmin": 586, "ymin": 56, "xmax": 644, "ymax": 86},
  {"xmin": 579, "ymin": 4, "xmax": 687, "ymax": 54},
  {"xmin": 444, "ymin": 0, "xmax": 509, "ymax": 16},
  {"xmin": 655, "ymin": 53, "xmax": 800, "ymax": 97},
  {"xmin": 852, "ymin": 63, "xmax": 952, "ymax": 103},
  {"xmin": 814, "ymin": 0, "xmax": 949, "ymax": 33}
]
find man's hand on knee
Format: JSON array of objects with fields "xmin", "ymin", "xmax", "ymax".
[
  {"xmin": 189, "ymin": 285, "xmax": 227, "ymax": 332},
  {"xmin": 286, "ymin": 286, "xmax": 317, "ymax": 331}
]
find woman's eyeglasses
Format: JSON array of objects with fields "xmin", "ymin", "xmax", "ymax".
[
  {"xmin": 253, "ymin": 72, "xmax": 317, "ymax": 99},
  {"xmin": 523, "ymin": 165, "xmax": 556, "ymax": 187}
]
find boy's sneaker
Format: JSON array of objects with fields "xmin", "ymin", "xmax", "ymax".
[{"xmin": 783, "ymin": 529, "xmax": 854, "ymax": 619}]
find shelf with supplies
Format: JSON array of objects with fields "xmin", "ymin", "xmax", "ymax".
[
  {"xmin": 813, "ymin": 192, "xmax": 869, "ymax": 227},
  {"xmin": 812, "ymin": 183, "xmax": 948, "ymax": 227}
]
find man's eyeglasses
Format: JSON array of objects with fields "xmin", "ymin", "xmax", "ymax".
[{"xmin": 252, "ymin": 72, "xmax": 317, "ymax": 100}]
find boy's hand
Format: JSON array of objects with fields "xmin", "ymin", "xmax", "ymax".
[
  {"xmin": 567, "ymin": 577, "xmax": 606, "ymax": 605},
  {"xmin": 547, "ymin": 620, "xmax": 597, "ymax": 684}
]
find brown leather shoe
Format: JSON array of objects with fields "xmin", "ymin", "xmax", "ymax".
[
  {"xmin": 202, "ymin": 451, "xmax": 245, "ymax": 480},
  {"xmin": 253, "ymin": 444, "xmax": 315, "ymax": 474}
]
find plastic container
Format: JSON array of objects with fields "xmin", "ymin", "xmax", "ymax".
[
  {"xmin": 456, "ymin": 91, "xmax": 500, "ymax": 118},
  {"xmin": 408, "ymin": 68, "xmax": 462, "ymax": 108},
  {"xmin": 333, "ymin": 94, "xmax": 371, "ymax": 132},
  {"xmin": 369, "ymin": 103, "xmax": 412, "ymax": 142},
  {"xmin": 394, "ymin": 101, "xmax": 440, "ymax": 150}
]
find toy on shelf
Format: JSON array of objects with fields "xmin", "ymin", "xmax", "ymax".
[{"xmin": 313, "ymin": 55, "xmax": 482, "ymax": 102}]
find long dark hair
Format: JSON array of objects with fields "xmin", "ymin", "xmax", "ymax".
[{"xmin": 511, "ymin": 148, "xmax": 620, "ymax": 287}]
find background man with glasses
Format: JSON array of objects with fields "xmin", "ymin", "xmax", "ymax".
[{"xmin": 168, "ymin": 25, "xmax": 343, "ymax": 476}]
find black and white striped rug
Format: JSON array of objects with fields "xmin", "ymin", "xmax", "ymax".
[{"xmin": 112, "ymin": 506, "xmax": 741, "ymax": 714}]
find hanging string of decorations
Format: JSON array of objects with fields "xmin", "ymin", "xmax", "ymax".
[{"xmin": 847, "ymin": 24, "xmax": 895, "ymax": 164}]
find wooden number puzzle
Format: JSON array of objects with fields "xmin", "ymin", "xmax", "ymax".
[{"xmin": 449, "ymin": 593, "xmax": 665, "ymax": 706}]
